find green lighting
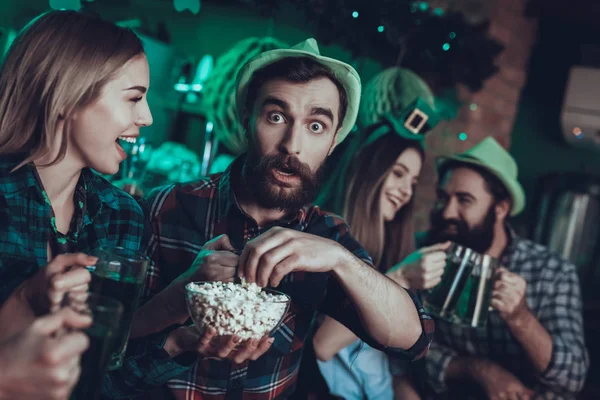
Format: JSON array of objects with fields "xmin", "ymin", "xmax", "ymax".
[
  {"xmin": 433, "ymin": 7, "xmax": 444, "ymax": 16},
  {"xmin": 419, "ymin": 2, "xmax": 429, "ymax": 11},
  {"xmin": 442, "ymin": 43, "xmax": 451, "ymax": 51},
  {"xmin": 377, "ymin": 25, "xmax": 385, "ymax": 33},
  {"xmin": 458, "ymin": 132, "xmax": 468, "ymax": 141},
  {"xmin": 449, "ymin": 31, "xmax": 456, "ymax": 39},
  {"xmin": 470, "ymin": 103, "xmax": 477, "ymax": 111},
  {"xmin": 352, "ymin": 11, "xmax": 359, "ymax": 18}
]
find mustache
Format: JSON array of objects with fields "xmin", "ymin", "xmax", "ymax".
[
  {"xmin": 255, "ymin": 154, "xmax": 313, "ymax": 182},
  {"xmin": 431, "ymin": 213, "xmax": 468, "ymax": 235}
]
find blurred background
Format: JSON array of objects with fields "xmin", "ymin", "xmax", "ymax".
[{"xmin": 1, "ymin": 0, "xmax": 599, "ymax": 396}]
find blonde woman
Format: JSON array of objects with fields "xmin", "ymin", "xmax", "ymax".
[{"xmin": 0, "ymin": 10, "xmax": 152, "ymax": 339}]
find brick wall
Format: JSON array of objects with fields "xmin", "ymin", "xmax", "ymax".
[{"xmin": 414, "ymin": 0, "xmax": 538, "ymax": 231}]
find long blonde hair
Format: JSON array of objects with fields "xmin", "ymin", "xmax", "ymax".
[{"xmin": 0, "ymin": 10, "xmax": 144, "ymax": 170}]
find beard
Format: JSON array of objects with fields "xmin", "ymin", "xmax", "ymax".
[
  {"xmin": 428, "ymin": 203, "xmax": 496, "ymax": 254},
  {"xmin": 242, "ymin": 150, "xmax": 325, "ymax": 212}
]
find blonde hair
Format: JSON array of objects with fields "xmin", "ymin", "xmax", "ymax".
[{"xmin": 0, "ymin": 10, "xmax": 144, "ymax": 170}]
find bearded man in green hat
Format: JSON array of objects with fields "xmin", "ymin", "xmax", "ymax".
[
  {"xmin": 396, "ymin": 137, "xmax": 588, "ymax": 399},
  {"xmin": 102, "ymin": 38, "xmax": 434, "ymax": 400}
]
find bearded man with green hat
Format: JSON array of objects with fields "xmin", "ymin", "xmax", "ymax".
[
  {"xmin": 398, "ymin": 137, "xmax": 588, "ymax": 399},
  {"xmin": 102, "ymin": 38, "xmax": 434, "ymax": 400}
]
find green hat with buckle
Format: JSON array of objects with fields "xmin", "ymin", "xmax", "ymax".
[
  {"xmin": 436, "ymin": 137, "xmax": 526, "ymax": 216},
  {"xmin": 362, "ymin": 98, "xmax": 440, "ymax": 148},
  {"xmin": 235, "ymin": 38, "xmax": 361, "ymax": 144}
]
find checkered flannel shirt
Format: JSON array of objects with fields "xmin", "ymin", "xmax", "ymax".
[
  {"xmin": 103, "ymin": 156, "xmax": 434, "ymax": 400},
  {"xmin": 0, "ymin": 154, "xmax": 146, "ymax": 305},
  {"xmin": 420, "ymin": 227, "xmax": 589, "ymax": 399}
]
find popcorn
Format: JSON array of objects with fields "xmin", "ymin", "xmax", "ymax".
[{"xmin": 185, "ymin": 280, "xmax": 290, "ymax": 340}]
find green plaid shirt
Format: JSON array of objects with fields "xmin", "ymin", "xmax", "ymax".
[{"xmin": 0, "ymin": 154, "xmax": 146, "ymax": 305}]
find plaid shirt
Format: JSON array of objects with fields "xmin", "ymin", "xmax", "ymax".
[
  {"xmin": 419, "ymin": 227, "xmax": 589, "ymax": 399},
  {"xmin": 0, "ymin": 154, "xmax": 146, "ymax": 305},
  {"xmin": 104, "ymin": 156, "xmax": 434, "ymax": 400}
]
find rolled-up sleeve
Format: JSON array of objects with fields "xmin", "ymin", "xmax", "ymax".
[
  {"xmin": 537, "ymin": 261, "xmax": 589, "ymax": 395},
  {"xmin": 424, "ymin": 341, "xmax": 459, "ymax": 393}
]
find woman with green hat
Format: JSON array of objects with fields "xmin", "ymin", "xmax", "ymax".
[{"xmin": 312, "ymin": 99, "xmax": 442, "ymax": 399}]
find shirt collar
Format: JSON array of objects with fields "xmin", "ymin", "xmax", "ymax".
[
  {"xmin": 499, "ymin": 223, "xmax": 519, "ymax": 267},
  {"xmin": 0, "ymin": 155, "xmax": 119, "ymax": 222},
  {"xmin": 0, "ymin": 154, "xmax": 38, "ymax": 196},
  {"xmin": 216, "ymin": 154, "xmax": 309, "ymax": 225}
]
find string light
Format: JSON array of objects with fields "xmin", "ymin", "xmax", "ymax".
[
  {"xmin": 449, "ymin": 31, "xmax": 456, "ymax": 39},
  {"xmin": 442, "ymin": 43, "xmax": 451, "ymax": 51},
  {"xmin": 352, "ymin": 11, "xmax": 359, "ymax": 18},
  {"xmin": 458, "ymin": 132, "xmax": 468, "ymax": 141},
  {"xmin": 377, "ymin": 25, "xmax": 385, "ymax": 33},
  {"xmin": 470, "ymin": 103, "xmax": 477, "ymax": 111}
]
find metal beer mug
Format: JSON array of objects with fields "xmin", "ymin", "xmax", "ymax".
[
  {"xmin": 452, "ymin": 253, "xmax": 499, "ymax": 327},
  {"xmin": 424, "ymin": 244, "xmax": 499, "ymax": 328},
  {"xmin": 424, "ymin": 244, "xmax": 475, "ymax": 318}
]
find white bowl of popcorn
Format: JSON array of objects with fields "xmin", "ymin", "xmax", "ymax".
[{"xmin": 185, "ymin": 280, "xmax": 291, "ymax": 340}]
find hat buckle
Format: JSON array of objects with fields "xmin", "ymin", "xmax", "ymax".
[{"xmin": 404, "ymin": 107, "xmax": 429, "ymax": 135}]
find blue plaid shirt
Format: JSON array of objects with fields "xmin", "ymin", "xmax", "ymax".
[
  {"xmin": 103, "ymin": 156, "xmax": 434, "ymax": 399},
  {"xmin": 418, "ymin": 228, "xmax": 589, "ymax": 399},
  {"xmin": 0, "ymin": 154, "xmax": 146, "ymax": 305}
]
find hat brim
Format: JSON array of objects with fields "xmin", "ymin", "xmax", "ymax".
[
  {"xmin": 235, "ymin": 48, "xmax": 361, "ymax": 144},
  {"xmin": 436, "ymin": 155, "xmax": 526, "ymax": 216}
]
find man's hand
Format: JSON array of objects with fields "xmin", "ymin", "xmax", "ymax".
[
  {"xmin": 491, "ymin": 267, "xmax": 528, "ymax": 324},
  {"xmin": 182, "ymin": 234, "xmax": 239, "ymax": 283},
  {"xmin": 238, "ymin": 227, "xmax": 347, "ymax": 287},
  {"xmin": 18, "ymin": 253, "xmax": 94, "ymax": 316},
  {"xmin": 470, "ymin": 359, "xmax": 534, "ymax": 400},
  {"xmin": 0, "ymin": 308, "xmax": 91, "ymax": 400},
  {"xmin": 387, "ymin": 242, "xmax": 450, "ymax": 290},
  {"xmin": 130, "ymin": 235, "xmax": 239, "ymax": 338},
  {"xmin": 164, "ymin": 326, "xmax": 274, "ymax": 364}
]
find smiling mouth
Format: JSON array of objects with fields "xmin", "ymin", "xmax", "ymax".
[
  {"xmin": 117, "ymin": 136, "xmax": 137, "ymax": 144},
  {"xmin": 387, "ymin": 194, "xmax": 403, "ymax": 209}
]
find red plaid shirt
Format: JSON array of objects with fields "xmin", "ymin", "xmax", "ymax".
[{"xmin": 104, "ymin": 157, "xmax": 434, "ymax": 399}]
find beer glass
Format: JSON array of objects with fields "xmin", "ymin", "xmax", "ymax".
[
  {"xmin": 64, "ymin": 292, "xmax": 123, "ymax": 400},
  {"xmin": 88, "ymin": 247, "xmax": 149, "ymax": 370}
]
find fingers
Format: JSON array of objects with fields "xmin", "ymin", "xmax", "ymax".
[
  {"xmin": 33, "ymin": 308, "xmax": 91, "ymax": 335},
  {"xmin": 423, "ymin": 252, "xmax": 447, "ymax": 266},
  {"xmin": 231, "ymin": 338, "xmax": 259, "ymax": 364},
  {"xmin": 269, "ymin": 254, "xmax": 299, "ymax": 287},
  {"xmin": 216, "ymin": 335, "xmax": 240, "ymax": 358},
  {"xmin": 256, "ymin": 246, "xmax": 292, "ymax": 287},
  {"xmin": 490, "ymin": 297, "xmax": 507, "ymax": 312},
  {"xmin": 232, "ymin": 336, "xmax": 274, "ymax": 364},
  {"xmin": 422, "ymin": 271, "xmax": 444, "ymax": 290},
  {"xmin": 51, "ymin": 267, "xmax": 91, "ymax": 294},
  {"xmin": 48, "ymin": 331, "xmax": 89, "ymax": 364},
  {"xmin": 239, "ymin": 228, "xmax": 290, "ymax": 283},
  {"xmin": 251, "ymin": 336, "xmax": 274, "ymax": 360},
  {"xmin": 47, "ymin": 253, "xmax": 97, "ymax": 274},
  {"xmin": 195, "ymin": 327, "xmax": 218, "ymax": 355},
  {"xmin": 421, "ymin": 241, "xmax": 452, "ymax": 253}
]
